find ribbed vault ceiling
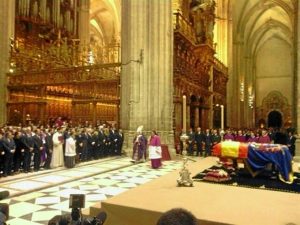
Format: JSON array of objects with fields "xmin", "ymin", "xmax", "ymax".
[
  {"xmin": 236, "ymin": 0, "xmax": 294, "ymax": 57},
  {"xmin": 89, "ymin": 0, "xmax": 121, "ymax": 45}
]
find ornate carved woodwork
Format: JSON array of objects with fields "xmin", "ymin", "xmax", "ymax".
[
  {"xmin": 213, "ymin": 57, "xmax": 228, "ymax": 99},
  {"xmin": 173, "ymin": 0, "xmax": 227, "ymax": 131},
  {"xmin": 8, "ymin": 0, "xmax": 121, "ymax": 126},
  {"xmin": 256, "ymin": 91, "xmax": 292, "ymax": 128},
  {"xmin": 16, "ymin": 0, "xmax": 79, "ymax": 42},
  {"xmin": 190, "ymin": 0, "xmax": 215, "ymax": 45}
]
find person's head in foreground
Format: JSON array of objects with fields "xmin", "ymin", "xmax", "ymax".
[{"xmin": 156, "ymin": 208, "xmax": 198, "ymax": 225}]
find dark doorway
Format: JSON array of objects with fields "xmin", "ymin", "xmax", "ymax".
[{"xmin": 268, "ymin": 111, "xmax": 282, "ymax": 128}]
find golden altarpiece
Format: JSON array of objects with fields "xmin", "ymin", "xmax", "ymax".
[
  {"xmin": 172, "ymin": 0, "xmax": 228, "ymax": 140},
  {"xmin": 7, "ymin": 0, "xmax": 228, "ymax": 134}
]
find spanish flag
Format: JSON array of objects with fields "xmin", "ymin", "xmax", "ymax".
[{"xmin": 213, "ymin": 141, "xmax": 248, "ymax": 159}]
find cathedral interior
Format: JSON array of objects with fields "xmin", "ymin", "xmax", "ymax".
[
  {"xmin": 0, "ymin": 1, "xmax": 300, "ymax": 225},
  {"xmin": 1, "ymin": 0, "xmax": 298, "ymax": 148}
]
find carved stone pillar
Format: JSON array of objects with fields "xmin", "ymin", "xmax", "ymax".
[
  {"xmin": 194, "ymin": 104, "xmax": 200, "ymax": 128},
  {"xmin": 0, "ymin": 0, "xmax": 15, "ymax": 125},
  {"xmin": 202, "ymin": 108, "xmax": 209, "ymax": 129},
  {"xmin": 199, "ymin": 107, "xmax": 203, "ymax": 128},
  {"xmin": 120, "ymin": 0, "xmax": 174, "ymax": 154},
  {"xmin": 175, "ymin": 100, "xmax": 182, "ymax": 140},
  {"xmin": 79, "ymin": 0, "xmax": 90, "ymax": 44},
  {"xmin": 227, "ymin": 0, "xmax": 233, "ymax": 128},
  {"xmin": 208, "ymin": 66, "xmax": 214, "ymax": 128}
]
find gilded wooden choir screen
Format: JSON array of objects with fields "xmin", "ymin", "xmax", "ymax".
[{"xmin": 7, "ymin": 0, "xmax": 121, "ymax": 126}]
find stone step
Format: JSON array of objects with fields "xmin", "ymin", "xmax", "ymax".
[{"xmin": 82, "ymin": 202, "xmax": 103, "ymax": 217}]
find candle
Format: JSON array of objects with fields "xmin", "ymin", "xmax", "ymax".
[
  {"xmin": 221, "ymin": 105, "xmax": 224, "ymax": 131},
  {"xmin": 183, "ymin": 95, "xmax": 186, "ymax": 133}
]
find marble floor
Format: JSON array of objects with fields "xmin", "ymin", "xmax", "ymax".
[{"xmin": 0, "ymin": 157, "xmax": 182, "ymax": 225}]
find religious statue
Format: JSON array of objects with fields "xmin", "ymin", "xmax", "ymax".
[
  {"xmin": 190, "ymin": 0, "xmax": 216, "ymax": 44},
  {"xmin": 191, "ymin": 0, "xmax": 215, "ymax": 11},
  {"xmin": 177, "ymin": 157, "xmax": 193, "ymax": 187}
]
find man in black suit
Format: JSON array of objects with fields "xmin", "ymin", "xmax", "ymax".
[
  {"xmin": 87, "ymin": 129, "xmax": 97, "ymax": 160},
  {"xmin": 97, "ymin": 126, "xmax": 107, "ymax": 158},
  {"xmin": 79, "ymin": 129, "xmax": 88, "ymax": 162},
  {"xmin": 13, "ymin": 131, "xmax": 26, "ymax": 173},
  {"xmin": 0, "ymin": 133, "xmax": 5, "ymax": 177},
  {"xmin": 44, "ymin": 128, "xmax": 54, "ymax": 169},
  {"xmin": 195, "ymin": 127, "xmax": 203, "ymax": 156},
  {"xmin": 203, "ymin": 129, "xmax": 212, "ymax": 157},
  {"xmin": 23, "ymin": 127, "xmax": 34, "ymax": 173},
  {"xmin": 109, "ymin": 127, "xmax": 119, "ymax": 156},
  {"xmin": 75, "ymin": 128, "xmax": 84, "ymax": 163},
  {"xmin": 211, "ymin": 129, "xmax": 221, "ymax": 147},
  {"xmin": 32, "ymin": 129, "xmax": 43, "ymax": 171},
  {"xmin": 287, "ymin": 130, "xmax": 296, "ymax": 157},
  {"xmin": 116, "ymin": 129, "xmax": 124, "ymax": 155},
  {"xmin": 187, "ymin": 128, "xmax": 195, "ymax": 156},
  {"xmin": 2, "ymin": 131, "xmax": 16, "ymax": 176}
]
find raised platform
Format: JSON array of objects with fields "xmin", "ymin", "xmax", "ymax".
[{"xmin": 101, "ymin": 157, "xmax": 300, "ymax": 225}]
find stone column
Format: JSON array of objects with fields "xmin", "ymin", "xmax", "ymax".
[
  {"xmin": 200, "ymin": 108, "xmax": 205, "ymax": 128},
  {"xmin": 121, "ymin": 0, "xmax": 174, "ymax": 154},
  {"xmin": 227, "ymin": 1, "xmax": 233, "ymax": 127},
  {"xmin": 208, "ymin": 66, "xmax": 214, "ymax": 128},
  {"xmin": 203, "ymin": 109, "xmax": 209, "ymax": 129},
  {"xmin": 295, "ymin": 0, "xmax": 300, "ymax": 162},
  {"xmin": 79, "ymin": 0, "xmax": 90, "ymax": 44},
  {"xmin": 0, "ymin": 0, "xmax": 15, "ymax": 125},
  {"xmin": 194, "ymin": 104, "xmax": 199, "ymax": 128}
]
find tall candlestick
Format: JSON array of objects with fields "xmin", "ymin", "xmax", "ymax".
[
  {"xmin": 221, "ymin": 105, "xmax": 224, "ymax": 131},
  {"xmin": 183, "ymin": 95, "xmax": 186, "ymax": 133}
]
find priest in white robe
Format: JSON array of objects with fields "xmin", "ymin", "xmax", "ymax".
[{"xmin": 51, "ymin": 127, "xmax": 64, "ymax": 168}]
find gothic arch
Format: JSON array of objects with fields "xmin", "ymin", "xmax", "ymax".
[
  {"xmin": 248, "ymin": 19, "xmax": 292, "ymax": 56},
  {"xmin": 268, "ymin": 110, "xmax": 282, "ymax": 128},
  {"xmin": 237, "ymin": 0, "xmax": 293, "ymax": 36},
  {"xmin": 90, "ymin": 0, "xmax": 121, "ymax": 45},
  {"xmin": 256, "ymin": 91, "xmax": 291, "ymax": 128},
  {"xmin": 231, "ymin": 0, "xmax": 295, "ymax": 128},
  {"xmin": 253, "ymin": 32, "xmax": 292, "ymax": 60}
]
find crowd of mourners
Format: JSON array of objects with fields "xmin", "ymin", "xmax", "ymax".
[
  {"xmin": 1, "ymin": 116, "xmax": 297, "ymax": 179},
  {"xmin": 181, "ymin": 127, "xmax": 296, "ymax": 157},
  {"xmin": 0, "ymin": 117, "xmax": 124, "ymax": 178}
]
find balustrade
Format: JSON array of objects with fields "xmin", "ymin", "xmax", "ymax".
[{"xmin": 173, "ymin": 12, "xmax": 196, "ymax": 43}]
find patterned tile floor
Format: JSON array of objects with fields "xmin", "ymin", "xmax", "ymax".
[{"xmin": 0, "ymin": 157, "xmax": 182, "ymax": 225}]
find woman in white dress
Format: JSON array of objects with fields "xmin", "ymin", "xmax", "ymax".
[{"xmin": 50, "ymin": 127, "xmax": 64, "ymax": 168}]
